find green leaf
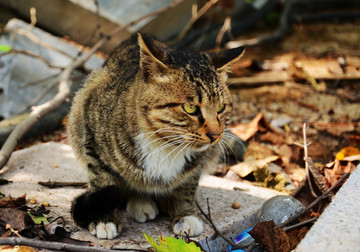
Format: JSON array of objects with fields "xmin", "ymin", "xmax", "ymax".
[
  {"xmin": 143, "ymin": 232, "xmax": 201, "ymax": 252},
  {"xmin": 0, "ymin": 44, "xmax": 11, "ymax": 53},
  {"xmin": 27, "ymin": 212, "xmax": 48, "ymax": 224}
]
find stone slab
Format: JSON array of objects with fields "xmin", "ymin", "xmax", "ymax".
[
  {"xmin": 0, "ymin": 142, "xmax": 281, "ymax": 251},
  {"xmin": 0, "ymin": 0, "xmax": 195, "ymax": 53},
  {"xmin": 296, "ymin": 164, "xmax": 360, "ymax": 252},
  {"xmin": 0, "ymin": 18, "xmax": 104, "ymax": 119}
]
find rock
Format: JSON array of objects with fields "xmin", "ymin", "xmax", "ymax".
[{"xmin": 0, "ymin": 0, "xmax": 196, "ymax": 53}]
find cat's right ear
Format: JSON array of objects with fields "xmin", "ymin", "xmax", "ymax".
[
  {"xmin": 138, "ymin": 33, "xmax": 169, "ymax": 81},
  {"xmin": 207, "ymin": 46, "xmax": 245, "ymax": 71}
]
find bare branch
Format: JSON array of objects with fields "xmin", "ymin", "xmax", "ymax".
[
  {"xmin": 276, "ymin": 172, "xmax": 350, "ymax": 229},
  {"xmin": 169, "ymin": 0, "xmax": 219, "ymax": 44},
  {"xmin": 11, "ymin": 28, "xmax": 75, "ymax": 59},
  {"xmin": 216, "ymin": 16, "xmax": 233, "ymax": 48},
  {"xmin": 303, "ymin": 123, "xmax": 318, "ymax": 198},
  {"xmin": 1, "ymin": 49, "xmax": 65, "ymax": 70},
  {"xmin": 196, "ymin": 199, "xmax": 247, "ymax": 249},
  {"xmin": 0, "ymin": 0, "xmax": 186, "ymax": 170},
  {"xmin": 0, "ymin": 237, "xmax": 147, "ymax": 252}
]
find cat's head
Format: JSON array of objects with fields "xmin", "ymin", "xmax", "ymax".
[{"xmin": 136, "ymin": 33, "xmax": 244, "ymax": 152}]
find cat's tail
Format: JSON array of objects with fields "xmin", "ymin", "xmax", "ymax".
[{"xmin": 71, "ymin": 186, "xmax": 125, "ymax": 228}]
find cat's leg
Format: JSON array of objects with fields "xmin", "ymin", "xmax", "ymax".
[
  {"xmin": 72, "ymin": 184, "xmax": 125, "ymax": 239},
  {"xmin": 126, "ymin": 196, "xmax": 159, "ymax": 223},
  {"xmin": 170, "ymin": 179, "xmax": 203, "ymax": 237}
]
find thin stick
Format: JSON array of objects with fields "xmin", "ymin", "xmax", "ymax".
[
  {"xmin": 0, "ymin": 0, "xmax": 185, "ymax": 170},
  {"xmin": 282, "ymin": 217, "xmax": 318, "ymax": 232},
  {"xmin": 169, "ymin": 0, "xmax": 219, "ymax": 44},
  {"xmin": 303, "ymin": 123, "xmax": 318, "ymax": 198},
  {"xmin": 1, "ymin": 49, "xmax": 65, "ymax": 70},
  {"xmin": 216, "ymin": 16, "xmax": 232, "ymax": 48},
  {"xmin": 196, "ymin": 199, "xmax": 247, "ymax": 249},
  {"xmin": 276, "ymin": 172, "xmax": 350, "ymax": 229},
  {"xmin": 38, "ymin": 181, "xmax": 88, "ymax": 188},
  {"xmin": 0, "ymin": 237, "xmax": 147, "ymax": 252}
]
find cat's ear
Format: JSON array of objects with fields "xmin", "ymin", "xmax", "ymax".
[
  {"xmin": 207, "ymin": 46, "xmax": 245, "ymax": 71},
  {"xmin": 138, "ymin": 33, "xmax": 169, "ymax": 80}
]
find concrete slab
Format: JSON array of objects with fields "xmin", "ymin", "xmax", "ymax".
[
  {"xmin": 0, "ymin": 18, "xmax": 104, "ymax": 118},
  {"xmin": 0, "ymin": 0, "xmax": 195, "ymax": 53},
  {"xmin": 0, "ymin": 142, "xmax": 281, "ymax": 251},
  {"xmin": 296, "ymin": 164, "xmax": 360, "ymax": 252}
]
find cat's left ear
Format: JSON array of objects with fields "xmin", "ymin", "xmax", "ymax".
[
  {"xmin": 138, "ymin": 33, "xmax": 169, "ymax": 80},
  {"xmin": 207, "ymin": 46, "xmax": 245, "ymax": 71}
]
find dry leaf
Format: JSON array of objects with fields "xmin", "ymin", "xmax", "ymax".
[
  {"xmin": 313, "ymin": 122, "xmax": 355, "ymax": 137},
  {"xmin": 335, "ymin": 146, "xmax": 360, "ymax": 160},
  {"xmin": 0, "ymin": 208, "xmax": 34, "ymax": 233},
  {"xmin": 230, "ymin": 156, "xmax": 280, "ymax": 177},
  {"xmin": 249, "ymin": 220, "xmax": 292, "ymax": 252},
  {"xmin": 258, "ymin": 131, "xmax": 286, "ymax": 145},
  {"xmin": 0, "ymin": 194, "xmax": 27, "ymax": 208},
  {"xmin": 230, "ymin": 113, "xmax": 264, "ymax": 141}
]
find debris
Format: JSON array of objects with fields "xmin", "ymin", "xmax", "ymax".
[{"xmin": 232, "ymin": 202, "xmax": 240, "ymax": 209}]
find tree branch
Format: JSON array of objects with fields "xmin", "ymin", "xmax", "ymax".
[
  {"xmin": 0, "ymin": 237, "xmax": 147, "ymax": 252},
  {"xmin": 0, "ymin": 0, "xmax": 186, "ymax": 170},
  {"xmin": 196, "ymin": 199, "xmax": 247, "ymax": 249},
  {"xmin": 276, "ymin": 172, "xmax": 350, "ymax": 229}
]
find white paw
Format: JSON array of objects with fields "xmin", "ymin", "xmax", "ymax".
[
  {"xmin": 88, "ymin": 222, "xmax": 122, "ymax": 239},
  {"xmin": 173, "ymin": 215, "xmax": 203, "ymax": 237},
  {"xmin": 126, "ymin": 197, "xmax": 159, "ymax": 223}
]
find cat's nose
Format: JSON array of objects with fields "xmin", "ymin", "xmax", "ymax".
[{"xmin": 206, "ymin": 132, "xmax": 220, "ymax": 143}]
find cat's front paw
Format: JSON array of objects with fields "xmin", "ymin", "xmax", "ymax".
[
  {"xmin": 126, "ymin": 197, "xmax": 159, "ymax": 223},
  {"xmin": 173, "ymin": 215, "xmax": 203, "ymax": 237},
  {"xmin": 89, "ymin": 222, "xmax": 122, "ymax": 239}
]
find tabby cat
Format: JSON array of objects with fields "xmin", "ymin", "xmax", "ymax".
[{"xmin": 68, "ymin": 33, "xmax": 244, "ymax": 239}]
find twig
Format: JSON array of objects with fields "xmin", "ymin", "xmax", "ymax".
[
  {"xmin": 216, "ymin": 16, "xmax": 232, "ymax": 48},
  {"xmin": 0, "ymin": 0, "xmax": 186, "ymax": 170},
  {"xmin": 0, "ymin": 237, "xmax": 147, "ymax": 252},
  {"xmin": 11, "ymin": 28, "xmax": 75, "ymax": 59},
  {"xmin": 276, "ymin": 172, "xmax": 350, "ymax": 229},
  {"xmin": 302, "ymin": 123, "xmax": 318, "ymax": 198},
  {"xmin": 282, "ymin": 217, "xmax": 318, "ymax": 232},
  {"xmin": 1, "ymin": 49, "xmax": 65, "ymax": 70},
  {"xmin": 226, "ymin": 0, "xmax": 294, "ymax": 49},
  {"xmin": 169, "ymin": 0, "xmax": 219, "ymax": 44},
  {"xmin": 196, "ymin": 199, "xmax": 247, "ymax": 249},
  {"xmin": 19, "ymin": 73, "xmax": 60, "ymax": 89},
  {"xmin": 38, "ymin": 181, "xmax": 88, "ymax": 188}
]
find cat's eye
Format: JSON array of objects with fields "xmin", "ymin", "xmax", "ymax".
[
  {"xmin": 217, "ymin": 104, "xmax": 226, "ymax": 113},
  {"xmin": 183, "ymin": 104, "xmax": 198, "ymax": 115}
]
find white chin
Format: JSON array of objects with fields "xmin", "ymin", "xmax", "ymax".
[{"xmin": 195, "ymin": 144, "xmax": 210, "ymax": 152}]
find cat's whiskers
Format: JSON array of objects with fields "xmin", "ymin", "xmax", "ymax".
[
  {"xmin": 149, "ymin": 137, "xmax": 185, "ymax": 157},
  {"xmin": 158, "ymin": 140, "xmax": 188, "ymax": 166},
  {"xmin": 218, "ymin": 141, "xmax": 230, "ymax": 166},
  {"xmin": 143, "ymin": 127, "xmax": 188, "ymax": 138},
  {"xmin": 169, "ymin": 141, "xmax": 193, "ymax": 168},
  {"xmin": 223, "ymin": 129, "xmax": 247, "ymax": 153}
]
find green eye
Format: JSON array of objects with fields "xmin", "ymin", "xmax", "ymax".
[
  {"xmin": 183, "ymin": 104, "xmax": 198, "ymax": 115},
  {"xmin": 217, "ymin": 104, "xmax": 226, "ymax": 113}
]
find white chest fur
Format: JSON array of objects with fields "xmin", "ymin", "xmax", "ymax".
[{"xmin": 135, "ymin": 132, "xmax": 194, "ymax": 183}]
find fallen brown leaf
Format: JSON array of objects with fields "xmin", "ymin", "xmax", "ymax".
[
  {"xmin": 0, "ymin": 208, "xmax": 34, "ymax": 233},
  {"xmin": 258, "ymin": 131, "xmax": 286, "ymax": 145},
  {"xmin": 249, "ymin": 220, "xmax": 292, "ymax": 252},
  {"xmin": 230, "ymin": 113, "xmax": 264, "ymax": 141},
  {"xmin": 230, "ymin": 156, "xmax": 280, "ymax": 177},
  {"xmin": 0, "ymin": 194, "xmax": 27, "ymax": 208}
]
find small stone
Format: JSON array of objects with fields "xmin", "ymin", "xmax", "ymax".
[
  {"xmin": 53, "ymin": 164, "xmax": 59, "ymax": 168},
  {"xmin": 29, "ymin": 197, "xmax": 37, "ymax": 204},
  {"xmin": 42, "ymin": 202, "xmax": 50, "ymax": 207},
  {"xmin": 256, "ymin": 195, "xmax": 304, "ymax": 225},
  {"xmin": 232, "ymin": 202, "xmax": 240, "ymax": 209}
]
